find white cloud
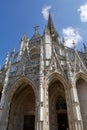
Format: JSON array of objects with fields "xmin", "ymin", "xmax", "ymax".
[
  {"xmin": 62, "ymin": 27, "xmax": 82, "ymax": 47},
  {"xmin": 42, "ymin": 5, "xmax": 52, "ymax": 20},
  {"xmin": 78, "ymin": 4, "xmax": 87, "ymax": 22}
]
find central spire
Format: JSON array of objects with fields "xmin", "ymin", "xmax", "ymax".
[{"xmin": 47, "ymin": 12, "xmax": 59, "ymax": 39}]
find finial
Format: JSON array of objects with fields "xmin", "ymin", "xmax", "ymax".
[
  {"xmin": 34, "ymin": 25, "xmax": 39, "ymax": 34},
  {"xmin": 62, "ymin": 37, "xmax": 65, "ymax": 45},
  {"xmin": 73, "ymin": 40, "xmax": 76, "ymax": 50},
  {"xmin": 83, "ymin": 43, "xmax": 86, "ymax": 52},
  {"xmin": 22, "ymin": 32, "xmax": 27, "ymax": 41},
  {"xmin": 10, "ymin": 48, "xmax": 15, "ymax": 57},
  {"xmin": 12, "ymin": 48, "xmax": 15, "ymax": 54},
  {"xmin": 10, "ymin": 48, "xmax": 15, "ymax": 62},
  {"xmin": 48, "ymin": 12, "xmax": 53, "ymax": 28},
  {"xmin": 13, "ymin": 48, "xmax": 15, "ymax": 53},
  {"xmin": 5, "ymin": 52, "xmax": 9, "ymax": 67},
  {"xmin": 48, "ymin": 10, "xmax": 51, "ymax": 18}
]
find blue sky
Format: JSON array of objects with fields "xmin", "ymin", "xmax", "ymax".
[{"xmin": 0, "ymin": 0, "xmax": 87, "ymax": 66}]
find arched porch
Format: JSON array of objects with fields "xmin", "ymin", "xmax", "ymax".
[
  {"xmin": 7, "ymin": 82, "xmax": 36, "ymax": 130},
  {"xmin": 45, "ymin": 72, "xmax": 73, "ymax": 130},
  {"xmin": 0, "ymin": 77, "xmax": 38, "ymax": 130},
  {"xmin": 48, "ymin": 80, "xmax": 69, "ymax": 130}
]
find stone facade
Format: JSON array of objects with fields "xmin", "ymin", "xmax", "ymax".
[{"xmin": 0, "ymin": 13, "xmax": 87, "ymax": 130}]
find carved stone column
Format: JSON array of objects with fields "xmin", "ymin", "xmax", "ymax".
[
  {"xmin": 44, "ymin": 84, "xmax": 49, "ymax": 130},
  {"xmin": 70, "ymin": 81, "xmax": 84, "ymax": 130},
  {"xmin": 37, "ymin": 85, "xmax": 44, "ymax": 130}
]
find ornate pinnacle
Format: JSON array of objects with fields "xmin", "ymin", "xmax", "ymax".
[
  {"xmin": 13, "ymin": 48, "xmax": 15, "ymax": 53},
  {"xmin": 73, "ymin": 40, "xmax": 76, "ymax": 50},
  {"xmin": 34, "ymin": 25, "xmax": 39, "ymax": 34},
  {"xmin": 4, "ymin": 52, "xmax": 9, "ymax": 68},
  {"xmin": 83, "ymin": 43, "xmax": 86, "ymax": 52},
  {"xmin": 62, "ymin": 37, "xmax": 65, "ymax": 45},
  {"xmin": 21, "ymin": 32, "xmax": 27, "ymax": 41}
]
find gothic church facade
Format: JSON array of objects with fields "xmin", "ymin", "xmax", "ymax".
[{"xmin": 0, "ymin": 13, "xmax": 87, "ymax": 130}]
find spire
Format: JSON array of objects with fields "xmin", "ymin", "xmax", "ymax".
[{"xmin": 47, "ymin": 12, "xmax": 59, "ymax": 38}]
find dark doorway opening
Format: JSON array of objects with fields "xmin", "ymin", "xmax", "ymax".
[
  {"xmin": 57, "ymin": 113, "xmax": 68, "ymax": 130},
  {"xmin": 23, "ymin": 115, "xmax": 35, "ymax": 130}
]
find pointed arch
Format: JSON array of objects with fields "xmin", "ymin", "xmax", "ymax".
[
  {"xmin": 7, "ymin": 76, "xmax": 38, "ymax": 130},
  {"xmin": 7, "ymin": 76, "xmax": 38, "ymax": 102},
  {"xmin": 46, "ymin": 72, "xmax": 69, "ymax": 90},
  {"xmin": 46, "ymin": 72, "xmax": 71, "ymax": 130},
  {"xmin": 75, "ymin": 72, "xmax": 87, "ymax": 83}
]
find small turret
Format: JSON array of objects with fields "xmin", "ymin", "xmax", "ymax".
[
  {"xmin": 19, "ymin": 33, "xmax": 29, "ymax": 58},
  {"xmin": 62, "ymin": 37, "xmax": 65, "ymax": 45},
  {"xmin": 20, "ymin": 33, "xmax": 28, "ymax": 49},
  {"xmin": 21, "ymin": 32, "xmax": 27, "ymax": 41},
  {"xmin": 43, "ymin": 25, "xmax": 52, "ymax": 66},
  {"xmin": 34, "ymin": 25, "xmax": 39, "ymax": 35},
  {"xmin": 10, "ymin": 48, "xmax": 15, "ymax": 62}
]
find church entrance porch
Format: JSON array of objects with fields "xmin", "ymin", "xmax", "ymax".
[
  {"xmin": 7, "ymin": 83, "xmax": 36, "ymax": 130},
  {"xmin": 48, "ymin": 80, "xmax": 69, "ymax": 130}
]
